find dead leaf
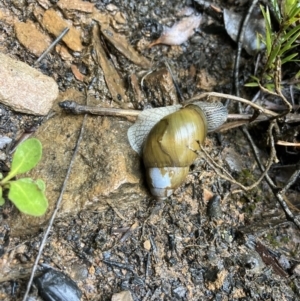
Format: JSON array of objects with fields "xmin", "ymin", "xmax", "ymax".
[
  {"xmin": 149, "ymin": 13, "xmax": 202, "ymax": 47},
  {"xmin": 223, "ymin": 8, "xmax": 265, "ymax": 55}
]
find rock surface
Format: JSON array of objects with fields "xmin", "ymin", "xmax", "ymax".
[
  {"xmin": 15, "ymin": 20, "xmax": 51, "ymax": 56},
  {"xmin": 9, "ymin": 89, "xmax": 147, "ymax": 236},
  {"xmin": 111, "ymin": 291, "xmax": 134, "ymax": 301},
  {"xmin": 0, "ymin": 53, "xmax": 58, "ymax": 115},
  {"xmin": 42, "ymin": 9, "xmax": 83, "ymax": 52}
]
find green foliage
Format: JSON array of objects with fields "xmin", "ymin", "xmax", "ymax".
[
  {"xmin": 246, "ymin": 0, "xmax": 300, "ymax": 90},
  {"xmin": 0, "ymin": 138, "xmax": 48, "ymax": 216}
]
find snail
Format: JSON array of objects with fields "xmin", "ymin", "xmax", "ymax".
[{"xmin": 127, "ymin": 101, "xmax": 228, "ymax": 200}]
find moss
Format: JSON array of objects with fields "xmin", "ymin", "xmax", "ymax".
[{"xmin": 265, "ymin": 233, "xmax": 280, "ymax": 248}]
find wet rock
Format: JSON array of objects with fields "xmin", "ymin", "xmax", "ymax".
[
  {"xmin": 42, "ymin": 9, "xmax": 83, "ymax": 52},
  {"xmin": 111, "ymin": 290, "xmax": 134, "ymax": 301},
  {"xmin": 15, "ymin": 20, "xmax": 51, "ymax": 56},
  {"xmin": 0, "ymin": 53, "xmax": 58, "ymax": 115},
  {"xmin": 35, "ymin": 268, "xmax": 82, "ymax": 301},
  {"xmin": 9, "ymin": 89, "xmax": 147, "ymax": 236}
]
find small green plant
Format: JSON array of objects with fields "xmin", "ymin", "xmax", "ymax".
[
  {"xmin": 0, "ymin": 138, "xmax": 48, "ymax": 216},
  {"xmin": 246, "ymin": 0, "xmax": 300, "ymax": 92}
]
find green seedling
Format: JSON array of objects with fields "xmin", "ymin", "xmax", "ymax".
[
  {"xmin": 0, "ymin": 138, "xmax": 48, "ymax": 216},
  {"xmin": 246, "ymin": 0, "xmax": 300, "ymax": 90}
]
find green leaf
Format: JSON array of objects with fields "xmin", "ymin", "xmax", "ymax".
[
  {"xmin": 270, "ymin": 0, "xmax": 281, "ymax": 20},
  {"xmin": 8, "ymin": 178, "xmax": 48, "ymax": 216},
  {"xmin": 245, "ymin": 82, "xmax": 260, "ymax": 87},
  {"xmin": 0, "ymin": 187, "xmax": 4, "ymax": 206},
  {"xmin": 261, "ymin": 5, "xmax": 272, "ymax": 55},
  {"xmin": 266, "ymin": 44, "xmax": 281, "ymax": 68},
  {"xmin": 266, "ymin": 83, "xmax": 275, "ymax": 91},
  {"xmin": 287, "ymin": 3, "xmax": 300, "ymax": 20},
  {"xmin": 281, "ymin": 24, "xmax": 300, "ymax": 43},
  {"xmin": 3, "ymin": 139, "xmax": 42, "ymax": 183},
  {"xmin": 281, "ymin": 52, "xmax": 299, "ymax": 64},
  {"xmin": 36, "ymin": 179, "xmax": 46, "ymax": 192},
  {"xmin": 279, "ymin": 31, "xmax": 300, "ymax": 56}
]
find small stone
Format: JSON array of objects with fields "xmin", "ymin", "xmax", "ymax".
[
  {"xmin": 173, "ymin": 286, "xmax": 186, "ymax": 298},
  {"xmin": 143, "ymin": 239, "xmax": 151, "ymax": 251},
  {"xmin": 35, "ymin": 269, "xmax": 82, "ymax": 301},
  {"xmin": 58, "ymin": 0, "xmax": 94, "ymax": 13},
  {"xmin": 111, "ymin": 291, "xmax": 134, "ymax": 301},
  {"xmin": 292, "ymin": 264, "xmax": 300, "ymax": 276},
  {"xmin": 36, "ymin": 0, "xmax": 51, "ymax": 9},
  {"xmin": 114, "ymin": 12, "xmax": 127, "ymax": 24},
  {"xmin": 0, "ymin": 151, "xmax": 7, "ymax": 161},
  {"xmin": 106, "ymin": 4, "xmax": 119, "ymax": 12},
  {"xmin": 0, "ymin": 136, "xmax": 12, "ymax": 149},
  {"xmin": 42, "ymin": 9, "xmax": 83, "ymax": 52},
  {"xmin": 206, "ymin": 269, "xmax": 228, "ymax": 290},
  {"xmin": 0, "ymin": 8, "xmax": 17, "ymax": 25},
  {"xmin": 0, "ymin": 53, "xmax": 58, "ymax": 115},
  {"xmin": 55, "ymin": 44, "xmax": 73, "ymax": 61},
  {"xmin": 15, "ymin": 20, "xmax": 51, "ymax": 56}
]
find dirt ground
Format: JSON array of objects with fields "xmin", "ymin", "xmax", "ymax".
[{"xmin": 1, "ymin": 0, "xmax": 300, "ymax": 300}]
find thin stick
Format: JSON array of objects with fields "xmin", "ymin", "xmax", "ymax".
[
  {"xmin": 164, "ymin": 59, "xmax": 184, "ymax": 103},
  {"xmin": 22, "ymin": 114, "xmax": 88, "ymax": 301},
  {"xmin": 59, "ymin": 101, "xmax": 140, "ymax": 118},
  {"xmin": 199, "ymin": 121, "xmax": 276, "ymax": 191},
  {"xmin": 187, "ymin": 92, "xmax": 279, "ymax": 117},
  {"xmin": 242, "ymin": 126, "xmax": 300, "ymax": 229},
  {"xmin": 34, "ymin": 27, "xmax": 70, "ymax": 66},
  {"xmin": 233, "ymin": 0, "xmax": 259, "ymax": 97},
  {"xmin": 280, "ymin": 163, "xmax": 300, "ymax": 195},
  {"xmin": 59, "ymin": 100, "xmax": 277, "ymax": 123}
]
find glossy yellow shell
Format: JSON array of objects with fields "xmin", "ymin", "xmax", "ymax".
[{"xmin": 143, "ymin": 104, "xmax": 207, "ymax": 200}]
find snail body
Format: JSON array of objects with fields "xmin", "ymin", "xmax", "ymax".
[{"xmin": 127, "ymin": 101, "xmax": 227, "ymax": 200}]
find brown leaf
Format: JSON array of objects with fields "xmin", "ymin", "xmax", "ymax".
[{"xmin": 149, "ymin": 13, "xmax": 202, "ymax": 47}]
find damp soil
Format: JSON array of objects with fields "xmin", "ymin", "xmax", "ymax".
[{"xmin": 1, "ymin": 0, "xmax": 300, "ymax": 300}]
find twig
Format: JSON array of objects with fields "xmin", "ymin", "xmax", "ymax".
[
  {"xmin": 280, "ymin": 163, "xmax": 300, "ymax": 195},
  {"xmin": 119, "ymin": 221, "xmax": 139, "ymax": 243},
  {"xmin": 59, "ymin": 101, "xmax": 139, "ymax": 118},
  {"xmin": 34, "ymin": 27, "xmax": 69, "ymax": 66},
  {"xmin": 199, "ymin": 121, "xmax": 276, "ymax": 191},
  {"xmin": 164, "ymin": 59, "xmax": 184, "ymax": 103},
  {"xmin": 22, "ymin": 111, "xmax": 88, "ymax": 301},
  {"xmin": 276, "ymin": 141, "xmax": 300, "ymax": 147},
  {"xmin": 106, "ymin": 200, "xmax": 127, "ymax": 220},
  {"xmin": 242, "ymin": 126, "xmax": 300, "ymax": 229},
  {"xmin": 188, "ymin": 92, "xmax": 279, "ymax": 117},
  {"xmin": 233, "ymin": 0, "xmax": 259, "ymax": 97}
]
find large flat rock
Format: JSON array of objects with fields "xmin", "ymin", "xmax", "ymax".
[{"xmin": 9, "ymin": 89, "xmax": 148, "ymax": 236}]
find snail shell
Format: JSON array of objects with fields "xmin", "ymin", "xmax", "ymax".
[{"xmin": 127, "ymin": 101, "xmax": 227, "ymax": 200}]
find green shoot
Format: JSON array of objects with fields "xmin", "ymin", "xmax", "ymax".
[
  {"xmin": 246, "ymin": 0, "xmax": 300, "ymax": 94},
  {"xmin": 0, "ymin": 138, "xmax": 48, "ymax": 216}
]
